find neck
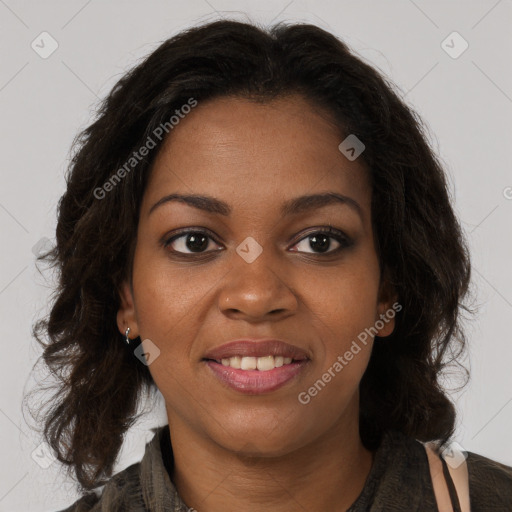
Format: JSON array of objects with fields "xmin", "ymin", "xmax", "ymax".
[{"xmin": 167, "ymin": 401, "xmax": 374, "ymax": 512}]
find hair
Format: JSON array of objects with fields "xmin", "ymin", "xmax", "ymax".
[{"xmin": 29, "ymin": 18, "xmax": 472, "ymax": 491}]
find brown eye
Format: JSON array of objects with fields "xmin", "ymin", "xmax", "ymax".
[
  {"xmin": 164, "ymin": 230, "xmax": 221, "ymax": 254},
  {"xmin": 290, "ymin": 227, "xmax": 352, "ymax": 255}
]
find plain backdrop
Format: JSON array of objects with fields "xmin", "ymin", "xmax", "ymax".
[{"xmin": 0, "ymin": 1, "xmax": 511, "ymax": 510}]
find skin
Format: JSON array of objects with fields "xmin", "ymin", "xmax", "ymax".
[{"xmin": 117, "ymin": 94, "xmax": 397, "ymax": 512}]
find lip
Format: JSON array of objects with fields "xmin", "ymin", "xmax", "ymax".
[
  {"xmin": 202, "ymin": 339, "xmax": 310, "ymax": 362},
  {"xmin": 205, "ymin": 359, "xmax": 309, "ymax": 395}
]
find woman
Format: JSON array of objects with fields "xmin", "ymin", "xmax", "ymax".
[{"xmin": 32, "ymin": 18, "xmax": 512, "ymax": 511}]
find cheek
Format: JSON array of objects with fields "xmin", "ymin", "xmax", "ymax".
[
  {"xmin": 311, "ymin": 258, "xmax": 381, "ymax": 338},
  {"xmin": 129, "ymin": 246, "xmax": 227, "ymax": 396},
  {"xmin": 131, "ymin": 245, "xmax": 214, "ymax": 339},
  {"xmin": 297, "ymin": 274, "xmax": 377, "ymax": 423},
  {"xmin": 305, "ymin": 253, "xmax": 380, "ymax": 385}
]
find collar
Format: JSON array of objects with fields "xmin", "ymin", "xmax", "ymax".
[{"xmin": 138, "ymin": 424, "xmax": 189, "ymax": 512}]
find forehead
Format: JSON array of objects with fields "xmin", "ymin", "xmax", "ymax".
[{"xmin": 142, "ymin": 94, "xmax": 371, "ymax": 216}]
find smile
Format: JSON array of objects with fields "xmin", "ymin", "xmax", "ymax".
[{"xmin": 203, "ymin": 358, "xmax": 309, "ymax": 394}]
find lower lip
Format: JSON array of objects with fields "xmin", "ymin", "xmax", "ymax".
[{"xmin": 204, "ymin": 360, "xmax": 309, "ymax": 394}]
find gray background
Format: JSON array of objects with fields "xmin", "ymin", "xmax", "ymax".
[{"xmin": 1, "ymin": 1, "xmax": 511, "ymax": 510}]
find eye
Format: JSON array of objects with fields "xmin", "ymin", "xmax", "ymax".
[
  {"xmin": 162, "ymin": 226, "xmax": 353, "ymax": 258},
  {"xmin": 290, "ymin": 227, "xmax": 352, "ymax": 255},
  {"xmin": 163, "ymin": 229, "xmax": 222, "ymax": 255}
]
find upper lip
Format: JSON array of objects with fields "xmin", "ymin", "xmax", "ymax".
[{"xmin": 203, "ymin": 339, "xmax": 310, "ymax": 362}]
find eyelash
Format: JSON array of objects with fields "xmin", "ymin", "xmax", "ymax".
[{"xmin": 162, "ymin": 226, "xmax": 353, "ymax": 258}]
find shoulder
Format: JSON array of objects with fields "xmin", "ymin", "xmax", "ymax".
[
  {"xmin": 57, "ymin": 425, "xmax": 172, "ymax": 512},
  {"xmin": 465, "ymin": 450, "xmax": 512, "ymax": 510},
  {"xmin": 364, "ymin": 430, "xmax": 512, "ymax": 510},
  {"xmin": 57, "ymin": 462, "xmax": 144, "ymax": 512}
]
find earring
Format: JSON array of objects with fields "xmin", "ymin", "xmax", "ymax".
[{"xmin": 125, "ymin": 327, "xmax": 132, "ymax": 346}]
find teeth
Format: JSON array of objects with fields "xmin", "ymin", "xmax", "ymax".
[
  {"xmin": 228, "ymin": 355, "xmax": 241, "ymax": 369},
  {"xmin": 219, "ymin": 355, "xmax": 295, "ymax": 371},
  {"xmin": 257, "ymin": 356, "xmax": 274, "ymax": 371},
  {"xmin": 240, "ymin": 356, "xmax": 257, "ymax": 370}
]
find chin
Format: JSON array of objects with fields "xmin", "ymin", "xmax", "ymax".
[{"xmin": 209, "ymin": 417, "xmax": 309, "ymax": 457}]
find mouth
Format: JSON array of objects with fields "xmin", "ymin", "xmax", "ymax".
[
  {"xmin": 202, "ymin": 339, "xmax": 310, "ymax": 394},
  {"xmin": 203, "ymin": 359, "xmax": 309, "ymax": 394}
]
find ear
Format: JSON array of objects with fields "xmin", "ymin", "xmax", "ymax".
[
  {"xmin": 375, "ymin": 269, "xmax": 399, "ymax": 338},
  {"xmin": 116, "ymin": 279, "xmax": 139, "ymax": 339}
]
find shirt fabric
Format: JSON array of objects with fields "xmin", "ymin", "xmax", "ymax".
[{"xmin": 59, "ymin": 425, "xmax": 512, "ymax": 511}]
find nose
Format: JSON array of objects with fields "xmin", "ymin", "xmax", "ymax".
[{"xmin": 217, "ymin": 249, "xmax": 299, "ymax": 322}]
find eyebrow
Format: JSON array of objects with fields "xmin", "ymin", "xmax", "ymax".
[{"xmin": 148, "ymin": 192, "xmax": 363, "ymax": 220}]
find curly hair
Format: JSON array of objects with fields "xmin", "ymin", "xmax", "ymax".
[{"xmin": 29, "ymin": 18, "xmax": 472, "ymax": 491}]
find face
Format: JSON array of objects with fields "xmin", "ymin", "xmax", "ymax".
[{"xmin": 117, "ymin": 94, "xmax": 396, "ymax": 455}]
